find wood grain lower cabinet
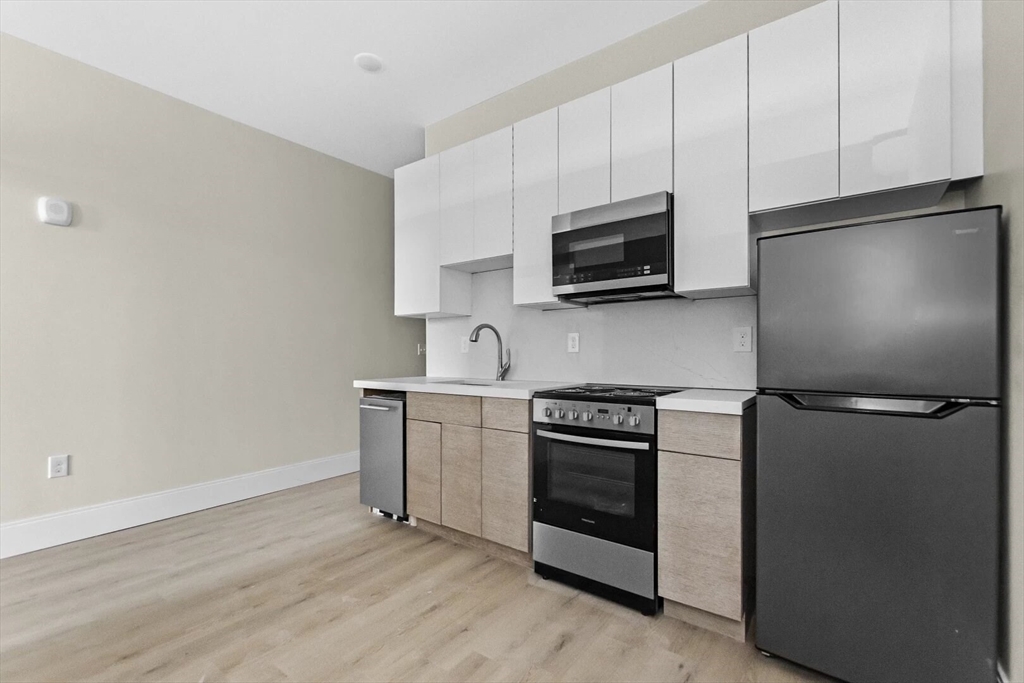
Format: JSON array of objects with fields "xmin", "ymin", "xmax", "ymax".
[
  {"xmin": 408, "ymin": 392, "xmax": 481, "ymax": 427},
  {"xmin": 406, "ymin": 419, "xmax": 441, "ymax": 524},
  {"xmin": 441, "ymin": 424, "xmax": 482, "ymax": 536},
  {"xmin": 481, "ymin": 428, "xmax": 530, "ymax": 552},
  {"xmin": 658, "ymin": 451, "xmax": 742, "ymax": 620}
]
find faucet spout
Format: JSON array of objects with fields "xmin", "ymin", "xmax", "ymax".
[{"xmin": 469, "ymin": 323, "xmax": 511, "ymax": 381}]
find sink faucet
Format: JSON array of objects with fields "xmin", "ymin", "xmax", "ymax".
[{"xmin": 469, "ymin": 323, "xmax": 511, "ymax": 381}]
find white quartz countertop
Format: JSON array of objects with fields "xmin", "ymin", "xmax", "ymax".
[
  {"xmin": 657, "ymin": 389, "xmax": 757, "ymax": 415},
  {"xmin": 353, "ymin": 376, "xmax": 575, "ymax": 400}
]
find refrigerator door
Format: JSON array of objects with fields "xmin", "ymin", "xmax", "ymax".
[
  {"xmin": 758, "ymin": 207, "xmax": 1001, "ymax": 399},
  {"xmin": 756, "ymin": 395, "xmax": 999, "ymax": 683},
  {"xmin": 359, "ymin": 397, "xmax": 405, "ymax": 516}
]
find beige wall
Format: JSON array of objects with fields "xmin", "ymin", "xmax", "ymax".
[
  {"xmin": 0, "ymin": 35, "xmax": 425, "ymax": 523},
  {"xmin": 965, "ymin": 2, "xmax": 1024, "ymax": 680},
  {"xmin": 425, "ymin": 1, "xmax": 1024, "ymax": 679}
]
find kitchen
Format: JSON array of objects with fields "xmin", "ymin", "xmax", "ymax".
[{"xmin": 0, "ymin": 1, "xmax": 1021, "ymax": 682}]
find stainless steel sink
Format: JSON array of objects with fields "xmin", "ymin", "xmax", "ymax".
[{"xmin": 433, "ymin": 380, "xmax": 496, "ymax": 387}]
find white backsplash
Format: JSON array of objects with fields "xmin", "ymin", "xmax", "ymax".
[{"xmin": 426, "ymin": 268, "xmax": 757, "ymax": 389}]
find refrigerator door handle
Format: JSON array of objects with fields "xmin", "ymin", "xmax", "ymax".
[{"xmin": 776, "ymin": 393, "xmax": 968, "ymax": 418}]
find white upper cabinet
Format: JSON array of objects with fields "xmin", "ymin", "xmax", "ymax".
[
  {"xmin": 439, "ymin": 141, "xmax": 474, "ymax": 266},
  {"xmin": 473, "ymin": 126, "xmax": 514, "ymax": 261},
  {"xmin": 559, "ymin": 88, "xmax": 611, "ymax": 213},
  {"xmin": 839, "ymin": 0, "xmax": 951, "ymax": 197},
  {"xmin": 749, "ymin": 0, "xmax": 839, "ymax": 212},
  {"xmin": 513, "ymin": 109, "xmax": 575, "ymax": 309},
  {"xmin": 394, "ymin": 155, "xmax": 470, "ymax": 318},
  {"xmin": 674, "ymin": 34, "xmax": 751, "ymax": 298},
  {"xmin": 612, "ymin": 64, "xmax": 673, "ymax": 202}
]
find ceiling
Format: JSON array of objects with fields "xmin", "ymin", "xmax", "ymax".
[{"xmin": 0, "ymin": 1, "xmax": 704, "ymax": 177}]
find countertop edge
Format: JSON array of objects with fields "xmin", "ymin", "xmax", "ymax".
[
  {"xmin": 354, "ymin": 378, "xmax": 572, "ymax": 400},
  {"xmin": 656, "ymin": 390, "xmax": 757, "ymax": 415}
]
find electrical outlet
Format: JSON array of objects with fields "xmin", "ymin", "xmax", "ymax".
[
  {"xmin": 733, "ymin": 326, "xmax": 752, "ymax": 353},
  {"xmin": 567, "ymin": 332, "xmax": 580, "ymax": 353},
  {"xmin": 416, "ymin": 343, "xmax": 427, "ymax": 356},
  {"xmin": 48, "ymin": 454, "xmax": 69, "ymax": 478},
  {"xmin": 460, "ymin": 337, "xmax": 470, "ymax": 353}
]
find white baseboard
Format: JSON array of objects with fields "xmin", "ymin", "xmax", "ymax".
[{"xmin": 0, "ymin": 451, "xmax": 359, "ymax": 559}]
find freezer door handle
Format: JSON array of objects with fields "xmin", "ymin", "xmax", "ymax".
[{"xmin": 776, "ymin": 393, "xmax": 967, "ymax": 418}]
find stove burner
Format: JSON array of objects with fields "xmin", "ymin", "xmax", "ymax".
[{"xmin": 610, "ymin": 390, "xmax": 655, "ymax": 397}]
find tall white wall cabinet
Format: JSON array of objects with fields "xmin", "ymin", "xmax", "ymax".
[
  {"xmin": 558, "ymin": 88, "xmax": 611, "ymax": 214},
  {"xmin": 394, "ymin": 156, "xmax": 471, "ymax": 318},
  {"xmin": 611, "ymin": 64, "xmax": 673, "ymax": 202},
  {"xmin": 513, "ymin": 109, "xmax": 577, "ymax": 309},
  {"xmin": 439, "ymin": 141, "xmax": 474, "ymax": 266},
  {"xmin": 674, "ymin": 34, "xmax": 752, "ymax": 298},
  {"xmin": 749, "ymin": 0, "xmax": 839, "ymax": 212},
  {"xmin": 839, "ymin": 0, "xmax": 951, "ymax": 197},
  {"xmin": 472, "ymin": 127, "xmax": 514, "ymax": 266}
]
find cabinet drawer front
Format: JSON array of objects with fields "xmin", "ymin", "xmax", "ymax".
[
  {"xmin": 482, "ymin": 428, "xmax": 530, "ymax": 552},
  {"xmin": 408, "ymin": 392, "xmax": 481, "ymax": 427},
  {"xmin": 406, "ymin": 420, "xmax": 441, "ymax": 524},
  {"xmin": 481, "ymin": 398, "xmax": 530, "ymax": 433},
  {"xmin": 658, "ymin": 451, "xmax": 742, "ymax": 619},
  {"xmin": 659, "ymin": 411, "xmax": 742, "ymax": 460},
  {"xmin": 441, "ymin": 424, "xmax": 482, "ymax": 536}
]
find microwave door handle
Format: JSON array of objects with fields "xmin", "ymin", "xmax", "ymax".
[{"xmin": 535, "ymin": 430, "xmax": 650, "ymax": 451}]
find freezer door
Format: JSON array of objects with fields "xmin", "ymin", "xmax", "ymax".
[
  {"xmin": 758, "ymin": 207, "xmax": 1001, "ymax": 399},
  {"xmin": 358, "ymin": 397, "xmax": 405, "ymax": 516},
  {"xmin": 756, "ymin": 395, "xmax": 999, "ymax": 683}
]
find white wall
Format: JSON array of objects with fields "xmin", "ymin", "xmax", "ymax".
[
  {"xmin": 0, "ymin": 35, "xmax": 425, "ymax": 524},
  {"xmin": 427, "ymin": 269, "xmax": 756, "ymax": 388}
]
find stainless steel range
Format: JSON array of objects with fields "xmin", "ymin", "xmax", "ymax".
[{"xmin": 531, "ymin": 384, "xmax": 683, "ymax": 614}]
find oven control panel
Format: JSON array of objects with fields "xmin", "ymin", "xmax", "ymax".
[{"xmin": 533, "ymin": 399, "xmax": 656, "ymax": 436}]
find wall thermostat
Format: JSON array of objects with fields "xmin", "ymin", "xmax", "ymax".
[{"xmin": 37, "ymin": 197, "xmax": 73, "ymax": 226}]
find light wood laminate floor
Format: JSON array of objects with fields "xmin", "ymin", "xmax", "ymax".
[{"xmin": 0, "ymin": 474, "xmax": 829, "ymax": 683}]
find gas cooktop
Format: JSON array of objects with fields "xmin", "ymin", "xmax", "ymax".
[{"xmin": 533, "ymin": 383, "xmax": 687, "ymax": 405}]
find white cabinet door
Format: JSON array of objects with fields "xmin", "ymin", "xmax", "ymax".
[
  {"xmin": 559, "ymin": 88, "xmax": 611, "ymax": 213},
  {"xmin": 839, "ymin": 0, "xmax": 951, "ymax": 197},
  {"xmin": 612, "ymin": 64, "xmax": 673, "ymax": 202},
  {"xmin": 394, "ymin": 156, "xmax": 441, "ymax": 317},
  {"xmin": 749, "ymin": 0, "xmax": 839, "ymax": 211},
  {"xmin": 394, "ymin": 156, "xmax": 470, "ymax": 318},
  {"xmin": 674, "ymin": 34, "xmax": 751, "ymax": 297},
  {"xmin": 473, "ymin": 126, "xmax": 513, "ymax": 260},
  {"xmin": 439, "ymin": 141, "xmax": 474, "ymax": 266},
  {"xmin": 513, "ymin": 109, "xmax": 563, "ymax": 308}
]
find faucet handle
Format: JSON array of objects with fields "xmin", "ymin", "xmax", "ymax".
[{"xmin": 499, "ymin": 348, "xmax": 511, "ymax": 380}]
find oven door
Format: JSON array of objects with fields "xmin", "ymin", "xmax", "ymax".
[
  {"xmin": 533, "ymin": 424, "xmax": 656, "ymax": 551},
  {"xmin": 551, "ymin": 193, "xmax": 671, "ymax": 296}
]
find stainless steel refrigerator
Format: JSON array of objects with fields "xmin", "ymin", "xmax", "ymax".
[{"xmin": 755, "ymin": 207, "xmax": 1002, "ymax": 683}]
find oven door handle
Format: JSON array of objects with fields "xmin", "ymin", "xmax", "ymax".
[{"xmin": 535, "ymin": 429, "xmax": 650, "ymax": 451}]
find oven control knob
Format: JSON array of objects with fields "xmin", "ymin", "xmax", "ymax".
[
  {"xmin": 582, "ymin": 411, "xmax": 593, "ymax": 421},
  {"xmin": 555, "ymin": 409, "xmax": 565, "ymax": 418},
  {"xmin": 543, "ymin": 407, "xmax": 552, "ymax": 417},
  {"xmin": 629, "ymin": 415, "xmax": 641, "ymax": 427},
  {"xmin": 612, "ymin": 415, "xmax": 624, "ymax": 425},
  {"xmin": 569, "ymin": 410, "xmax": 579, "ymax": 420}
]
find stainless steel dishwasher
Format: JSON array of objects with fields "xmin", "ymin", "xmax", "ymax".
[{"xmin": 358, "ymin": 393, "xmax": 405, "ymax": 519}]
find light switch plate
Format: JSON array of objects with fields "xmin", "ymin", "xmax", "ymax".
[
  {"xmin": 567, "ymin": 332, "xmax": 580, "ymax": 353},
  {"xmin": 733, "ymin": 327, "xmax": 752, "ymax": 353},
  {"xmin": 460, "ymin": 337, "xmax": 470, "ymax": 353}
]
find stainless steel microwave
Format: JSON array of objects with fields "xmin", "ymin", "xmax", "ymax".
[{"xmin": 551, "ymin": 191, "xmax": 675, "ymax": 304}]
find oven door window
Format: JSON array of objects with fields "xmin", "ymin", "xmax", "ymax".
[
  {"xmin": 533, "ymin": 428, "xmax": 656, "ymax": 551},
  {"xmin": 547, "ymin": 442, "xmax": 635, "ymax": 518}
]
